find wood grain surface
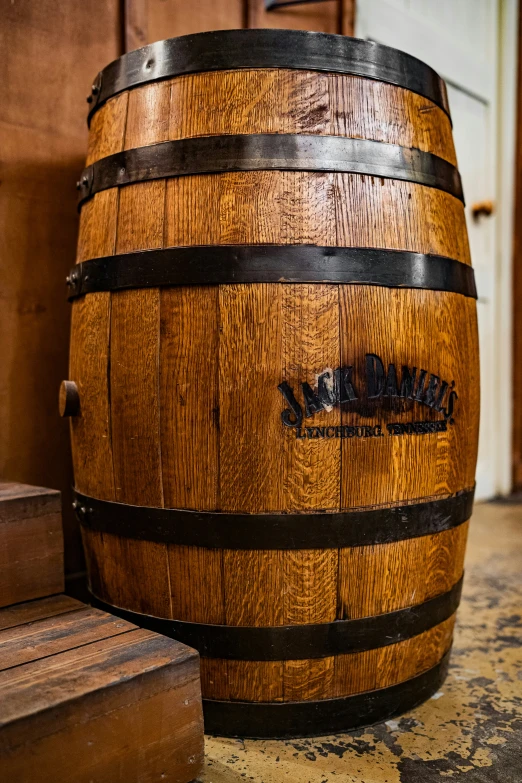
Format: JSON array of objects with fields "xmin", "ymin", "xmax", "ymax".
[
  {"xmin": 202, "ymin": 614, "xmax": 455, "ymax": 701},
  {"xmin": 0, "ymin": 482, "xmax": 63, "ymax": 608},
  {"xmin": 89, "ymin": 70, "xmax": 456, "ymax": 164},
  {"xmin": 0, "ymin": 596, "xmax": 204, "ymax": 783},
  {"xmin": 247, "ymin": 0, "xmax": 341, "ymax": 33},
  {"xmin": 203, "ymin": 503, "xmax": 522, "ymax": 780},
  {"xmin": 0, "ymin": 595, "xmax": 83, "ymax": 631},
  {"xmin": 121, "ymin": 0, "xmax": 355, "ymax": 51},
  {"xmin": 0, "ymin": 0, "xmax": 122, "ymax": 578},
  {"xmin": 71, "ymin": 60, "xmax": 478, "ymax": 709}
]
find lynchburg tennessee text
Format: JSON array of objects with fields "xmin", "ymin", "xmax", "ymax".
[{"xmin": 277, "ymin": 353, "xmax": 458, "ymax": 439}]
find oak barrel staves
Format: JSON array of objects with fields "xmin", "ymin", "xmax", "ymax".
[{"xmin": 65, "ymin": 30, "xmax": 479, "ymax": 738}]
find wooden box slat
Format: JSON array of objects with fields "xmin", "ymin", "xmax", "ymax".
[
  {"xmin": 0, "ymin": 595, "xmax": 83, "ymax": 631},
  {"xmin": 0, "ymin": 596, "xmax": 204, "ymax": 783},
  {"xmin": 0, "ymin": 606, "xmax": 135, "ymax": 669},
  {"xmin": 0, "ymin": 482, "xmax": 64, "ymax": 607}
]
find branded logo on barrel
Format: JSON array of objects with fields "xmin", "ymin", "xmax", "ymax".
[{"xmin": 278, "ymin": 353, "xmax": 457, "ymax": 439}]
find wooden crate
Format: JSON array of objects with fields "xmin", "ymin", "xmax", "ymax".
[
  {"xmin": 0, "ymin": 482, "xmax": 63, "ymax": 607},
  {"xmin": 0, "ymin": 595, "xmax": 204, "ymax": 782}
]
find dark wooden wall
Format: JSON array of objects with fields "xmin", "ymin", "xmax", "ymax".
[
  {"xmin": 124, "ymin": 0, "xmax": 355, "ymax": 51},
  {"xmin": 1, "ymin": 1, "xmax": 123, "ymax": 575},
  {"xmin": 0, "ymin": 0, "xmax": 355, "ymax": 578}
]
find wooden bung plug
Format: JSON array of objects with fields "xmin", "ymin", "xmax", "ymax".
[{"xmin": 59, "ymin": 381, "xmax": 80, "ymax": 417}]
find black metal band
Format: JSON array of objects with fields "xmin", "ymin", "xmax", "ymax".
[
  {"xmin": 74, "ymin": 487, "xmax": 474, "ymax": 550},
  {"xmin": 87, "ymin": 29, "xmax": 451, "ymax": 126},
  {"xmin": 202, "ymin": 648, "xmax": 452, "ymax": 738},
  {"xmin": 66, "ymin": 246, "xmax": 477, "ymax": 300},
  {"xmin": 77, "ymin": 134, "xmax": 464, "ymax": 207},
  {"xmin": 89, "ymin": 578, "xmax": 461, "ymax": 661}
]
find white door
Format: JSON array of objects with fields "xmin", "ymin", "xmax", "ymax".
[{"xmin": 356, "ymin": 0, "xmax": 499, "ymax": 499}]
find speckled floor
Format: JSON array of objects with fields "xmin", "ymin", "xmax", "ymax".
[{"xmin": 199, "ymin": 502, "xmax": 522, "ymax": 782}]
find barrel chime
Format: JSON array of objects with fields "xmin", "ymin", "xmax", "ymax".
[{"xmin": 61, "ymin": 29, "xmax": 478, "ymax": 738}]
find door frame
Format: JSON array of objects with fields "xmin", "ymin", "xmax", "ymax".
[
  {"xmin": 510, "ymin": 1, "xmax": 522, "ymax": 492},
  {"xmin": 496, "ymin": 0, "xmax": 518, "ymax": 496}
]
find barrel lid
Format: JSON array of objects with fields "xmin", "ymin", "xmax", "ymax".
[{"xmin": 86, "ymin": 28, "xmax": 451, "ymax": 126}]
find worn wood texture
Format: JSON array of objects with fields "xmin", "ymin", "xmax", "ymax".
[
  {"xmin": 92, "ymin": 70, "xmax": 456, "ymax": 165},
  {"xmin": 123, "ymin": 0, "xmax": 245, "ymax": 52},
  {"xmin": 0, "ymin": 482, "xmax": 63, "ymax": 608},
  {"xmin": 0, "ymin": 595, "xmax": 204, "ymax": 783},
  {"xmin": 72, "ymin": 59, "xmax": 478, "ymax": 709},
  {"xmin": 124, "ymin": 0, "xmax": 148, "ymax": 52},
  {"xmin": 0, "ymin": 595, "xmax": 82, "ymax": 631},
  {"xmin": 122, "ymin": 0, "xmax": 355, "ymax": 53},
  {"xmin": 203, "ymin": 502, "xmax": 522, "ymax": 783},
  {"xmin": 247, "ymin": 0, "xmax": 342, "ymax": 33},
  {"xmin": 0, "ymin": 0, "xmax": 122, "ymax": 577},
  {"xmin": 147, "ymin": 0, "xmax": 245, "ymax": 42},
  {"xmin": 203, "ymin": 614, "xmax": 455, "ymax": 702}
]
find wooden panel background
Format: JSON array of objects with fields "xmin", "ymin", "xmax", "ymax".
[
  {"xmin": 0, "ymin": 0, "xmax": 356, "ymax": 578},
  {"xmin": 124, "ymin": 0, "xmax": 355, "ymax": 49},
  {"xmin": 0, "ymin": 1, "xmax": 123, "ymax": 576}
]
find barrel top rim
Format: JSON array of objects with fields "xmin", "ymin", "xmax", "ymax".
[{"xmin": 87, "ymin": 28, "xmax": 451, "ymax": 126}]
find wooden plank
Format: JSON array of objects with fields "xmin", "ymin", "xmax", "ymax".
[
  {"xmin": 163, "ymin": 173, "xmax": 469, "ymax": 260},
  {"xmin": 280, "ymin": 281, "xmax": 339, "ymax": 700},
  {"xmin": 280, "ymin": 284, "xmax": 341, "ymax": 511},
  {"xmin": 339, "ymin": 287, "xmax": 478, "ymax": 508},
  {"xmin": 73, "ymin": 91, "xmax": 126, "ymax": 604},
  {"xmin": 0, "ymin": 627, "xmax": 203, "ymax": 783},
  {"xmin": 341, "ymin": 0, "xmax": 355, "ymax": 35},
  {"xmin": 0, "ymin": 628, "xmax": 195, "ymax": 727},
  {"xmin": 0, "ymin": 608, "xmax": 135, "ymax": 669},
  {"xmin": 338, "ymin": 522, "xmax": 468, "ymax": 620},
  {"xmin": 326, "ymin": 74, "xmax": 456, "ymax": 164},
  {"xmin": 333, "ymin": 615, "xmax": 455, "ymax": 697},
  {"xmin": 0, "ymin": 0, "xmax": 122, "ymax": 578},
  {"xmin": 111, "ymin": 81, "xmax": 170, "ymax": 506},
  {"xmin": 219, "ymin": 283, "xmax": 284, "ymax": 512},
  {"xmin": 282, "ymin": 548, "xmax": 337, "ymax": 701},
  {"xmin": 160, "ymin": 287, "xmax": 220, "ymax": 512},
  {"xmin": 110, "ymin": 286, "xmax": 164, "ymax": 506},
  {"xmin": 69, "ymin": 289, "xmax": 115, "ymax": 502},
  {"xmin": 160, "ymin": 119, "xmax": 223, "ymax": 659},
  {"xmin": 104, "ymin": 83, "xmax": 171, "ymax": 617},
  {"xmin": 86, "ymin": 92, "xmax": 129, "ymax": 167},
  {"xmin": 161, "ymin": 287, "xmax": 223, "ymax": 629},
  {"xmin": 124, "ymin": 0, "xmax": 148, "ymax": 52},
  {"xmin": 0, "ymin": 483, "xmax": 63, "ymax": 607},
  {"xmin": 70, "ymin": 87, "xmax": 128, "ymax": 505},
  {"xmin": 423, "ymin": 520, "xmax": 469, "ymax": 600},
  {"xmin": 147, "ymin": 0, "xmax": 245, "ymax": 42},
  {"xmin": 108, "ymin": 277, "xmax": 169, "ymax": 617},
  {"xmin": 334, "ymin": 174, "xmax": 470, "ymax": 263},
  {"xmin": 0, "ymin": 515, "xmax": 63, "ymax": 609},
  {"xmin": 222, "ymin": 545, "xmax": 284, "ymax": 700},
  {"xmin": 164, "ymin": 68, "xmax": 455, "ymax": 161},
  {"xmin": 0, "ymin": 596, "xmax": 83, "ymax": 632},
  {"xmin": 247, "ymin": 0, "xmax": 340, "ymax": 32},
  {"xmin": 0, "ymin": 483, "xmax": 60, "ymax": 522},
  {"xmin": 219, "ymin": 283, "xmax": 286, "ymax": 704}
]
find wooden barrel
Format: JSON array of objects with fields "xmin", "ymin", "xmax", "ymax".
[{"xmin": 64, "ymin": 29, "xmax": 478, "ymax": 739}]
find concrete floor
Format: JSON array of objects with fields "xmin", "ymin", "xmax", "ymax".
[{"xmin": 199, "ymin": 502, "xmax": 522, "ymax": 783}]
